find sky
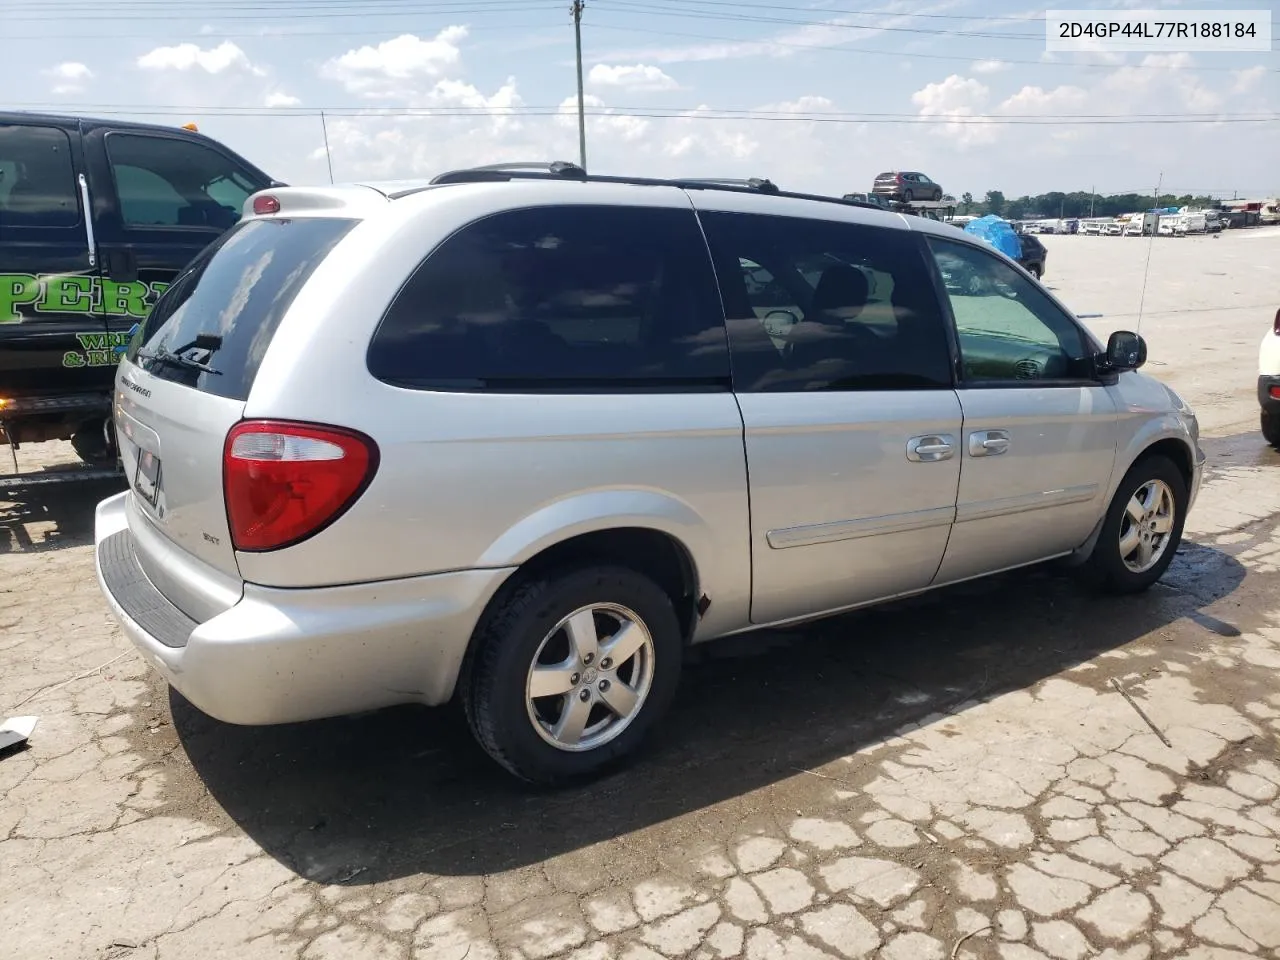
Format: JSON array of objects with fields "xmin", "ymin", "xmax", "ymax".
[{"xmin": 10, "ymin": 0, "xmax": 1280, "ymax": 200}]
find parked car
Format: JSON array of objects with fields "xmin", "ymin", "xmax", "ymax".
[
  {"xmin": 841, "ymin": 192, "xmax": 891, "ymax": 210},
  {"xmin": 872, "ymin": 171, "xmax": 945, "ymax": 203},
  {"xmin": 1017, "ymin": 232, "xmax": 1048, "ymax": 279},
  {"xmin": 1261, "ymin": 307, "xmax": 1280, "ymax": 447},
  {"xmin": 94, "ymin": 165, "xmax": 1205, "ymax": 784},
  {"xmin": 0, "ymin": 113, "xmax": 277, "ymax": 473}
]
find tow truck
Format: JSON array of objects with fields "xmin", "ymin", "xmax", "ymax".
[{"xmin": 0, "ymin": 113, "xmax": 278, "ymax": 491}]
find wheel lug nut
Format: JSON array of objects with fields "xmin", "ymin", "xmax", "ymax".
[
  {"xmin": 579, "ymin": 689, "xmax": 591, "ymax": 702},
  {"xmin": 571, "ymin": 673, "xmax": 580, "ymax": 685},
  {"xmin": 599, "ymin": 679, "xmax": 610, "ymax": 691},
  {"xmin": 601, "ymin": 658, "xmax": 612, "ymax": 670},
  {"xmin": 583, "ymin": 653, "xmax": 594, "ymax": 665}
]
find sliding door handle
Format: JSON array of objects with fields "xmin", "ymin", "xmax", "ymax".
[
  {"xmin": 907, "ymin": 434, "xmax": 956, "ymax": 462},
  {"xmin": 969, "ymin": 430, "xmax": 1011, "ymax": 457}
]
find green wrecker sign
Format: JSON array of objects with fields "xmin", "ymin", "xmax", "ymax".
[{"xmin": 1, "ymin": 272, "xmax": 168, "ymax": 367}]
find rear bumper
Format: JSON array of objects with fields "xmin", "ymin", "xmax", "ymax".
[
  {"xmin": 94, "ymin": 490, "xmax": 515, "ymax": 725},
  {"xmin": 0, "ymin": 391, "xmax": 111, "ymax": 418},
  {"xmin": 1260, "ymin": 376, "xmax": 1280, "ymax": 415}
]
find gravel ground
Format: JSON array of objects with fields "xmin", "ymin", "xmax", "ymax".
[{"xmin": 2, "ymin": 226, "xmax": 1279, "ymax": 960}]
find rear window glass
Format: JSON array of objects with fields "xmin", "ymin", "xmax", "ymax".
[
  {"xmin": 129, "ymin": 216, "xmax": 355, "ymax": 400},
  {"xmin": 367, "ymin": 204, "xmax": 731, "ymax": 391},
  {"xmin": 0, "ymin": 124, "xmax": 79, "ymax": 227}
]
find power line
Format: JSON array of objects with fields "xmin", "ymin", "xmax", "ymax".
[
  {"xmin": 14, "ymin": 0, "xmax": 1045, "ymax": 19},
  {"xmin": 608, "ymin": 0, "xmax": 1048, "ymax": 22},
  {"xmin": 7, "ymin": 1, "xmax": 555, "ymax": 19},
  {"xmin": 600, "ymin": 2, "xmax": 1044, "ymax": 40},
  {"xmin": 8, "ymin": 23, "xmax": 563, "ymax": 39},
  {"xmin": 12, "ymin": 101, "xmax": 1278, "ymax": 121},
  {"xmin": 11, "ymin": 104, "xmax": 1277, "ymax": 125},
  {"xmin": 590, "ymin": 23, "xmax": 1279, "ymax": 72}
]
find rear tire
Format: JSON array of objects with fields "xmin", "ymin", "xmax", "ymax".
[
  {"xmin": 463, "ymin": 565, "xmax": 683, "ymax": 784},
  {"xmin": 1263, "ymin": 409, "xmax": 1280, "ymax": 449},
  {"xmin": 1029, "ymin": 264, "xmax": 1043, "ymax": 280},
  {"xmin": 903, "ymin": 189, "xmax": 914, "ymax": 203},
  {"xmin": 1086, "ymin": 454, "xmax": 1187, "ymax": 594},
  {"xmin": 71, "ymin": 419, "xmax": 116, "ymax": 465}
]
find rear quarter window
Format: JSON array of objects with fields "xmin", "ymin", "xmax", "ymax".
[
  {"xmin": 128, "ymin": 216, "xmax": 356, "ymax": 400},
  {"xmin": 367, "ymin": 204, "xmax": 731, "ymax": 391}
]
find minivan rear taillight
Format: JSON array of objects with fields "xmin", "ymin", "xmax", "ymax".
[{"xmin": 224, "ymin": 420, "xmax": 378, "ymax": 551}]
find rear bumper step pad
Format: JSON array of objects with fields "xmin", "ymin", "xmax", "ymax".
[{"xmin": 98, "ymin": 529, "xmax": 196, "ymax": 649}]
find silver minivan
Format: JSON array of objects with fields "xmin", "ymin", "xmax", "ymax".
[{"xmin": 95, "ymin": 165, "xmax": 1204, "ymax": 783}]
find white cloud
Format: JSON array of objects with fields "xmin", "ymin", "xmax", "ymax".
[
  {"xmin": 910, "ymin": 74, "xmax": 997, "ymax": 147},
  {"xmin": 137, "ymin": 41, "xmax": 260, "ymax": 75},
  {"xmin": 314, "ymin": 76, "xmax": 528, "ymax": 179},
  {"xmin": 594, "ymin": 0, "xmax": 963, "ymax": 66},
  {"xmin": 998, "ymin": 84, "xmax": 1089, "ymax": 115},
  {"xmin": 587, "ymin": 63, "xmax": 678, "ymax": 92},
  {"xmin": 44, "ymin": 61, "xmax": 92, "ymax": 94},
  {"xmin": 264, "ymin": 92, "xmax": 302, "ymax": 108},
  {"xmin": 558, "ymin": 94, "xmax": 650, "ymax": 142},
  {"xmin": 323, "ymin": 27, "xmax": 468, "ymax": 97},
  {"xmin": 1231, "ymin": 65, "xmax": 1266, "ymax": 95},
  {"xmin": 760, "ymin": 95, "xmax": 835, "ymax": 115},
  {"xmin": 972, "ymin": 59, "xmax": 1010, "ymax": 74}
]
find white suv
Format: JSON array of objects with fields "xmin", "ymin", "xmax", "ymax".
[
  {"xmin": 1261, "ymin": 306, "xmax": 1280, "ymax": 447},
  {"xmin": 95, "ymin": 163, "xmax": 1204, "ymax": 783}
]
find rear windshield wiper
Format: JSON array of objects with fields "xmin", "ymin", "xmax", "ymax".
[{"xmin": 137, "ymin": 333, "xmax": 223, "ymax": 375}]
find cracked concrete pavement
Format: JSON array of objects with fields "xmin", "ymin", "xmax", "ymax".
[{"xmin": 2, "ymin": 229, "xmax": 1280, "ymax": 960}]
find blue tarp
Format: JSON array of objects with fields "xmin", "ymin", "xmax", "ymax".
[{"xmin": 963, "ymin": 214, "xmax": 1021, "ymax": 259}]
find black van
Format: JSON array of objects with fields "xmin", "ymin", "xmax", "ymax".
[{"xmin": 0, "ymin": 112, "xmax": 276, "ymax": 476}]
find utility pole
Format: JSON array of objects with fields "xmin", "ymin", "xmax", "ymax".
[
  {"xmin": 571, "ymin": 0, "xmax": 587, "ymax": 171},
  {"xmin": 1089, "ymin": 185, "xmax": 1095, "ymax": 218}
]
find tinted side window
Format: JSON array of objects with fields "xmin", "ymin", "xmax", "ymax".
[
  {"xmin": 927, "ymin": 237, "xmax": 1090, "ymax": 383},
  {"xmin": 699, "ymin": 211, "xmax": 953, "ymax": 392},
  {"xmin": 0, "ymin": 124, "xmax": 79, "ymax": 227},
  {"xmin": 130, "ymin": 217, "xmax": 356, "ymax": 400},
  {"xmin": 106, "ymin": 133, "xmax": 259, "ymax": 230},
  {"xmin": 368, "ymin": 205, "xmax": 731, "ymax": 391}
]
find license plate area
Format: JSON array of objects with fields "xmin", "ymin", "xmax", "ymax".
[{"xmin": 134, "ymin": 448, "xmax": 163, "ymax": 508}]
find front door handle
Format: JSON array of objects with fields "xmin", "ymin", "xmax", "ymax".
[
  {"xmin": 906, "ymin": 434, "xmax": 956, "ymax": 462},
  {"xmin": 969, "ymin": 430, "xmax": 1011, "ymax": 457}
]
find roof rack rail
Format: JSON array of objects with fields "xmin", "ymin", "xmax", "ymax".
[
  {"xmin": 674, "ymin": 177, "xmax": 779, "ymax": 194},
  {"xmin": 430, "ymin": 160, "xmax": 587, "ymax": 185},
  {"xmin": 411, "ymin": 166, "xmax": 899, "ymax": 216}
]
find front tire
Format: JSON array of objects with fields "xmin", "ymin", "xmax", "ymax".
[
  {"xmin": 1263, "ymin": 409, "xmax": 1280, "ymax": 449},
  {"xmin": 1086, "ymin": 455, "xmax": 1187, "ymax": 594},
  {"xmin": 463, "ymin": 565, "xmax": 683, "ymax": 784}
]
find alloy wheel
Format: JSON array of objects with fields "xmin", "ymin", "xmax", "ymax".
[
  {"xmin": 1119, "ymin": 479, "xmax": 1176, "ymax": 573},
  {"xmin": 524, "ymin": 603, "xmax": 656, "ymax": 752}
]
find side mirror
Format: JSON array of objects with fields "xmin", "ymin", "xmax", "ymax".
[{"xmin": 1106, "ymin": 330, "xmax": 1147, "ymax": 370}]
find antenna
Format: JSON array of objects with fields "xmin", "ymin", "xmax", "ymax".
[
  {"xmin": 319, "ymin": 111, "xmax": 335, "ymax": 185},
  {"xmin": 1134, "ymin": 172, "xmax": 1162, "ymax": 337}
]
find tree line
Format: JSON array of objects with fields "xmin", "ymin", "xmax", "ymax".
[{"xmin": 957, "ymin": 190, "xmax": 1220, "ymax": 221}]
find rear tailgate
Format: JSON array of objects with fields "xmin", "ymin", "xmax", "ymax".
[
  {"xmin": 116, "ymin": 214, "xmax": 357, "ymax": 618},
  {"xmin": 872, "ymin": 172, "xmax": 899, "ymax": 193}
]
